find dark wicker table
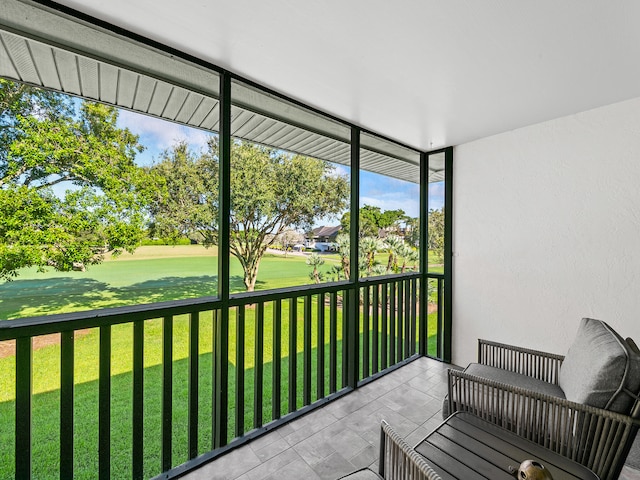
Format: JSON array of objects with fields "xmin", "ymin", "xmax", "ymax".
[{"xmin": 414, "ymin": 412, "xmax": 599, "ymax": 480}]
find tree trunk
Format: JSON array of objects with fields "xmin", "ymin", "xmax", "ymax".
[
  {"xmin": 244, "ymin": 261, "xmax": 260, "ymax": 292},
  {"xmin": 341, "ymin": 256, "xmax": 350, "ymax": 278}
]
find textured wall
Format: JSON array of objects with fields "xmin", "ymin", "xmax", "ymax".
[{"xmin": 452, "ymin": 96, "xmax": 640, "ymax": 367}]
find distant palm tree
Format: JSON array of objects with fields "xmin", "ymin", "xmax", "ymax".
[
  {"xmin": 329, "ymin": 264, "xmax": 344, "ymax": 282},
  {"xmin": 399, "ymin": 244, "xmax": 419, "ymax": 273},
  {"xmin": 370, "ymin": 264, "xmax": 387, "ymax": 276},
  {"xmin": 359, "ymin": 236, "xmax": 382, "ymax": 275},
  {"xmin": 306, "ymin": 253, "xmax": 325, "ymax": 284},
  {"xmin": 382, "ymin": 234, "xmax": 404, "ymax": 273},
  {"xmin": 335, "ymin": 233, "xmax": 350, "ymax": 279}
]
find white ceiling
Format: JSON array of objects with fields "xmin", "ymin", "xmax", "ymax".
[{"xmin": 29, "ymin": 1, "xmax": 640, "ymax": 150}]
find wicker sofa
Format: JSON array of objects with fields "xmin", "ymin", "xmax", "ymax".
[
  {"xmin": 338, "ymin": 421, "xmax": 441, "ymax": 480},
  {"xmin": 444, "ymin": 318, "xmax": 640, "ymax": 480}
]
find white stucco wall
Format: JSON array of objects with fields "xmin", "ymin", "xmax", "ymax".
[{"xmin": 452, "ymin": 96, "xmax": 640, "ymax": 368}]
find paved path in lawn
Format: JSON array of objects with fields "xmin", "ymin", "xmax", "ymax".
[{"xmin": 0, "ymin": 330, "xmax": 93, "ymax": 359}]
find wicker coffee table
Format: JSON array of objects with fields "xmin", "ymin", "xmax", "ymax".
[{"xmin": 414, "ymin": 412, "xmax": 599, "ymax": 479}]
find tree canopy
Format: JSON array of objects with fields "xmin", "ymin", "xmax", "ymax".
[
  {"xmin": 329, "ymin": 232, "xmax": 418, "ymax": 280},
  {"xmin": 146, "ymin": 140, "xmax": 217, "ymax": 245},
  {"xmin": 149, "ymin": 139, "xmax": 350, "ymax": 291},
  {"xmin": 340, "ymin": 205, "xmax": 408, "ymax": 237},
  {"xmin": 427, "ymin": 207, "xmax": 445, "ymax": 259},
  {"xmin": 1, "ymin": 77, "xmax": 430, "ymax": 292},
  {"xmin": 0, "ymin": 80, "xmax": 150, "ymax": 280}
]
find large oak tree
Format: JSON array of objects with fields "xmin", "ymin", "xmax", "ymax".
[
  {"xmin": 0, "ymin": 79, "xmax": 149, "ymax": 280},
  {"xmin": 149, "ymin": 139, "xmax": 349, "ymax": 291}
]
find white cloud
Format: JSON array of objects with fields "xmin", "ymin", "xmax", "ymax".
[
  {"xmin": 330, "ymin": 164, "xmax": 351, "ymax": 178},
  {"xmin": 118, "ymin": 110, "xmax": 213, "ymax": 156},
  {"xmin": 428, "ymin": 181, "xmax": 445, "ymax": 210},
  {"xmin": 429, "ymin": 181, "xmax": 445, "ymax": 197}
]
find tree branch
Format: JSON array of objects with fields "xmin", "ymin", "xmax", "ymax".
[
  {"xmin": 1, "ymin": 163, "xmax": 29, "ymax": 186},
  {"xmin": 32, "ymin": 174, "xmax": 74, "ymax": 189}
]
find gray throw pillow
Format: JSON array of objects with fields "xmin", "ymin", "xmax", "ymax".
[{"xmin": 559, "ymin": 318, "xmax": 640, "ymax": 414}]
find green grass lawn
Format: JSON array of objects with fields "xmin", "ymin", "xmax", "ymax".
[
  {"xmin": 0, "ymin": 246, "xmax": 335, "ymax": 319},
  {"xmin": 0, "ymin": 245, "xmax": 438, "ymax": 320},
  {"xmin": 0, "ymin": 246, "xmax": 441, "ymax": 478}
]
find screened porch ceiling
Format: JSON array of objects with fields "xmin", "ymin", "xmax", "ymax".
[{"xmin": 0, "ymin": 2, "xmax": 444, "ymax": 183}]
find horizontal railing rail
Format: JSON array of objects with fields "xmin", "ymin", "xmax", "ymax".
[
  {"xmin": 0, "ymin": 297, "xmax": 221, "ymax": 340},
  {"xmin": 0, "ymin": 273, "xmax": 444, "ymax": 479},
  {"xmin": 0, "ymin": 281, "xmax": 362, "ymax": 339}
]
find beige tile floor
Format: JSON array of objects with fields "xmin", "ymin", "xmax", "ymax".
[{"xmin": 181, "ymin": 356, "xmax": 640, "ymax": 480}]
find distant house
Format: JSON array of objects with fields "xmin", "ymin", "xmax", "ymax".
[
  {"xmin": 305, "ymin": 225, "xmax": 341, "ymax": 251},
  {"xmin": 378, "ymin": 221, "xmax": 414, "ymax": 240},
  {"xmin": 274, "ymin": 229, "xmax": 305, "ymax": 250}
]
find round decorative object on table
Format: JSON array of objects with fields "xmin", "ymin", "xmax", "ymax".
[{"xmin": 516, "ymin": 460, "xmax": 554, "ymax": 480}]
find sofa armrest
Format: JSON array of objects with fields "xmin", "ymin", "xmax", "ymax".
[
  {"xmin": 378, "ymin": 421, "xmax": 442, "ymax": 480},
  {"xmin": 447, "ymin": 368, "xmax": 639, "ymax": 480},
  {"xmin": 478, "ymin": 339, "xmax": 565, "ymax": 384}
]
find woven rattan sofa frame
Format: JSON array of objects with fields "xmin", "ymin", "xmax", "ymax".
[
  {"xmin": 377, "ymin": 421, "xmax": 442, "ymax": 480},
  {"xmin": 340, "ymin": 421, "xmax": 442, "ymax": 480},
  {"xmin": 447, "ymin": 339, "xmax": 640, "ymax": 480}
]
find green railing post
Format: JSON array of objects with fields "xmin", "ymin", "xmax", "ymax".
[
  {"xmin": 443, "ymin": 147, "xmax": 454, "ymax": 363},
  {"xmin": 235, "ymin": 306, "xmax": 245, "ymax": 438},
  {"xmin": 288, "ymin": 296, "xmax": 298, "ymax": 413},
  {"xmin": 188, "ymin": 311, "xmax": 199, "ymax": 459},
  {"xmin": 419, "ymin": 151, "xmax": 428, "ymax": 356},
  {"xmin": 60, "ymin": 331, "xmax": 74, "ymax": 479},
  {"xmin": 15, "ymin": 337, "xmax": 32, "ymax": 479},
  {"xmin": 161, "ymin": 317, "xmax": 173, "ymax": 471},
  {"xmin": 254, "ymin": 301, "xmax": 265, "ymax": 428},
  {"xmin": 132, "ymin": 321, "xmax": 144, "ymax": 478},
  {"xmin": 214, "ymin": 70, "xmax": 232, "ymax": 448},
  {"xmin": 272, "ymin": 300, "xmax": 282, "ymax": 420},
  {"xmin": 347, "ymin": 127, "xmax": 360, "ymax": 388}
]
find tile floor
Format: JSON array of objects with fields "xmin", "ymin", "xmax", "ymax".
[{"xmin": 182, "ymin": 357, "xmax": 640, "ymax": 480}]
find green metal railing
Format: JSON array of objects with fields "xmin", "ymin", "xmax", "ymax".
[{"xmin": 0, "ymin": 272, "xmax": 444, "ymax": 479}]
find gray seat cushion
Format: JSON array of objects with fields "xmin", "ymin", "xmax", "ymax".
[
  {"xmin": 465, "ymin": 363, "xmax": 566, "ymax": 397},
  {"xmin": 442, "ymin": 363, "xmax": 565, "ymax": 418},
  {"xmin": 558, "ymin": 318, "xmax": 640, "ymax": 414}
]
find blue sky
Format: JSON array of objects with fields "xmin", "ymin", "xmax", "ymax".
[{"xmin": 116, "ymin": 109, "xmax": 444, "ymax": 222}]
